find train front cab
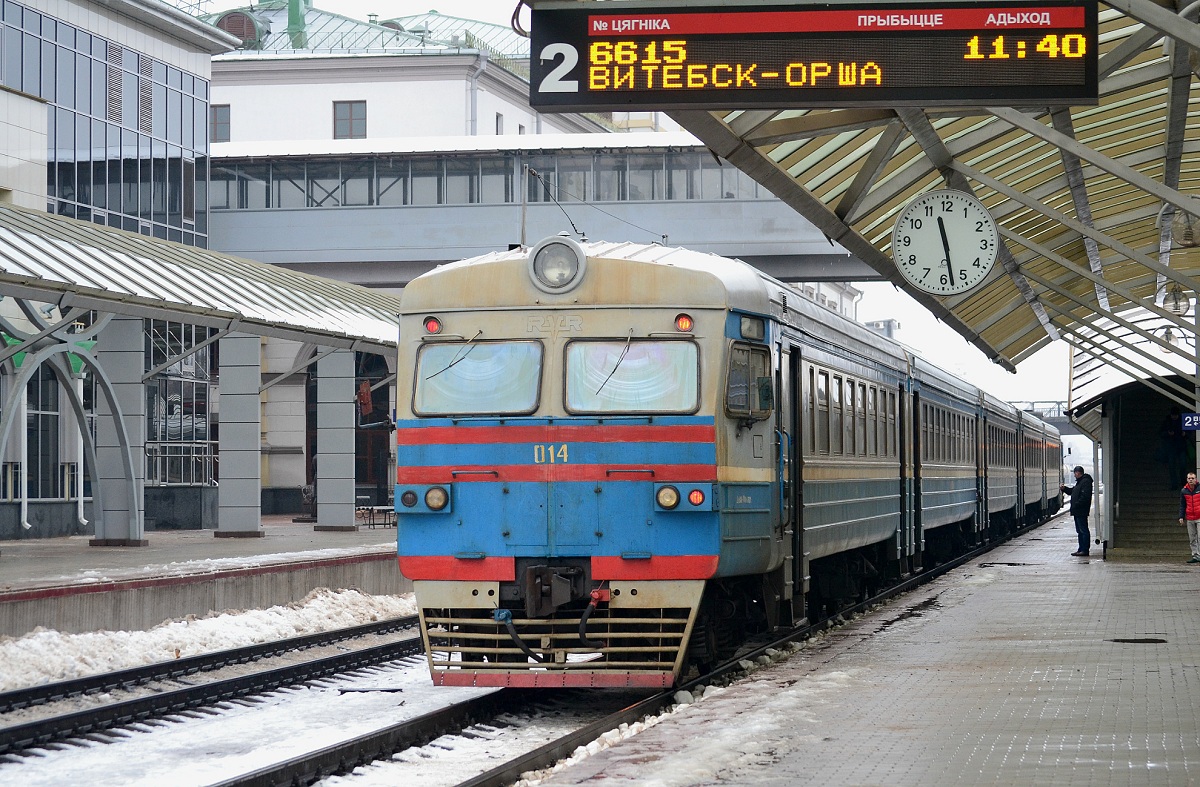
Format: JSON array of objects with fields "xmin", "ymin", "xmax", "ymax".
[{"xmin": 394, "ymin": 242, "xmax": 784, "ymax": 687}]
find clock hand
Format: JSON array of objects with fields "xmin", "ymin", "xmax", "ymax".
[{"xmin": 937, "ymin": 216, "xmax": 956, "ymax": 287}]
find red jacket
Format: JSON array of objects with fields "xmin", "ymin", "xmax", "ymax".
[{"xmin": 1180, "ymin": 483, "xmax": 1200, "ymax": 521}]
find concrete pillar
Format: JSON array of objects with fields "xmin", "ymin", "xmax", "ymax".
[
  {"xmin": 93, "ymin": 315, "xmax": 146, "ymax": 546},
  {"xmin": 217, "ymin": 332, "xmax": 264, "ymax": 537},
  {"xmin": 316, "ymin": 348, "xmax": 356, "ymax": 531}
]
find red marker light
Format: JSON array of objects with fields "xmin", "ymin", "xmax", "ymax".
[
  {"xmin": 423, "ymin": 316, "xmax": 442, "ymax": 334},
  {"xmin": 688, "ymin": 489, "xmax": 705, "ymax": 506},
  {"xmin": 675, "ymin": 313, "xmax": 694, "ymax": 332}
]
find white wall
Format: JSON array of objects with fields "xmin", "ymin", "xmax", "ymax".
[
  {"xmin": 0, "ymin": 90, "xmax": 48, "ymax": 210},
  {"xmin": 214, "ymin": 80, "xmax": 473, "ymax": 141}
]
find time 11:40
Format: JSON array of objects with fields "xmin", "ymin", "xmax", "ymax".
[{"xmin": 964, "ymin": 34, "xmax": 1087, "ymax": 60}]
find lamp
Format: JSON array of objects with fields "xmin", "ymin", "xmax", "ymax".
[
  {"xmin": 1173, "ymin": 210, "xmax": 1200, "ymax": 248},
  {"xmin": 1166, "ymin": 284, "xmax": 1192, "ymax": 316}
]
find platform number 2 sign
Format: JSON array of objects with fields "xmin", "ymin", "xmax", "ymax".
[
  {"xmin": 539, "ymin": 44, "xmax": 580, "ymax": 93},
  {"xmin": 1183, "ymin": 413, "xmax": 1200, "ymax": 431}
]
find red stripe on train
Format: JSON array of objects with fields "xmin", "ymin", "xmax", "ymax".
[
  {"xmin": 396, "ymin": 424, "xmax": 714, "ymax": 445},
  {"xmin": 433, "ymin": 671, "xmax": 674, "ymax": 688},
  {"xmin": 592, "ymin": 555, "xmax": 719, "ymax": 580},
  {"xmin": 395, "ymin": 464, "xmax": 717, "ymax": 484},
  {"xmin": 398, "ymin": 556, "xmax": 516, "ymax": 581}
]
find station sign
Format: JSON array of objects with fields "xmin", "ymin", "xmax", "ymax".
[
  {"xmin": 1183, "ymin": 413, "xmax": 1200, "ymax": 431},
  {"xmin": 529, "ymin": 1, "xmax": 1098, "ymax": 111}
]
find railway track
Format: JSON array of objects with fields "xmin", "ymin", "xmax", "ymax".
[{"xmin": 0, "ymin": 615, "xmax": 420, "ymax": 756}]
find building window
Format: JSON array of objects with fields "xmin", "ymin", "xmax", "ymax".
[
  {"xmin": 495, "ymin": 112, "xmax": 504, "ymax": 134},
  {"xmin": 333, "ymin": 100, "xmax": 366, "ymax": 139},
  {"xmin": 518, "ymin": 124, "xmax": 526, "ymax": 135},
  {"xmin": 211, "ymin": 104, "xmax": 230, "ymax": 143}
]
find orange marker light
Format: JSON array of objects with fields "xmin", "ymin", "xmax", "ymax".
[
  {"xmin": 688, "ymin": 489, "xmax": 706, "ymax": 506},
  {"xmin": 675, "ymin": 313, "xmax": 694, "ymax": 332},
  {"xmin": 423, "ymin": 316, "xmax": 442, "ymax": 334}
]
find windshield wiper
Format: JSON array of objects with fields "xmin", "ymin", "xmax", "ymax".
[
  {"xmin": 595, "ymin": 330, "xmax": 633, "ymax": 396},
  {"xmin": 425, "ymin": 329, "xmax": 483, "ymax": 381}
]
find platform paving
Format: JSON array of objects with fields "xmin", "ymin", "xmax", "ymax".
[{"xmin": 541, "ymin": 517, "xmax": 1200, "ymax": 785}]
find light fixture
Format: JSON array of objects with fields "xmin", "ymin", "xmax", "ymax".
[
  {"xmin": 1160, "ymin": 326, "xmax": 1179, "ymax": 353},
  {"xmin": 528, "ymin": 235, "xmax": 587, "ymax": 294},
  {"xmin": 1165, "ymin": 284, "xmax": 1192, "ymax": 317},
  {"xmin": 1173, "ymin": 210, "xmax": 1200, "ymax": 248}
]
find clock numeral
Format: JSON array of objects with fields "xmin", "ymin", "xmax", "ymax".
[
  {"xmin": 909, "ymin": 218, "xmax": 923, "ymax": 229},
  {"xmin": 980, "ymin": 239, "xmax": 990, "ymax": 250},
  {"xmin": 940, "ymin": 275, "xmax": 949, "ymax": 285},
  {"xmin": 924, "ymin": 205, "xmax": 933, "ymax": 217},
  {"xmin": 976, "ymin": 221, "xmax": 986, "ymax": 232},
  {"xmin": 942, "ymin": 200, "xmax": 954, "ymax": 212},
  {"xmin": 922, "ymin": 267, "xmax": 931, "ymax": 279},
  {"xmin": 973, "ymin": 257, "xmax": 982, "ymax": 268},
  {"xmin": 901, "ymin": 235, "xmax": 911, "ymax": 247}
]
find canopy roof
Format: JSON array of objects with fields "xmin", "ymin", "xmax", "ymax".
[
  {"xmin": 0, "ymin": 205, "xmax": 401, "ymax": 354},
  {"xmin": 657, "ymin": 0, "xmax": 1200, "ymax": 400}
]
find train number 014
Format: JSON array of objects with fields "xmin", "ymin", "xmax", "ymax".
[{"xmin": 533, "ymin": 444, "xmax": 570, "ymax": 463}]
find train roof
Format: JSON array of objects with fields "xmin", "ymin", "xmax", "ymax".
[{"xmin": 399, "ymin": 238, "xmax": 774, "ymax": 314}]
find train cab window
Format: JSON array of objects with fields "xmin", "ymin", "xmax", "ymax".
[
  {"xmin": 726, "ymin": 344, "xmax": 773, "ymax": 421},
  {"xmin": 413, "ymin": 340, "xmax": 542, "ymax": 415},
  {"xmin": 566, "ymin": 340, "xmax": 698, "ymax": 413}
]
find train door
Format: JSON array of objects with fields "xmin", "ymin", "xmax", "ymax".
[
  {"xmin": 907, "ymin": 386, "xmax": 924, "ymax": 572},
  {"xmin": 784, "ymin": 346, "xmax": 805, "ymax": 623}
]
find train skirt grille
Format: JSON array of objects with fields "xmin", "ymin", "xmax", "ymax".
[{"xmin": 420, "ymin": 605, "xmax": 698, "ymax": 688}]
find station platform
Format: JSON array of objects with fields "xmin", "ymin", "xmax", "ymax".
[
  {"xmin": 0, "ymin": 515, "xmax": 407, "ymax": 638},
  {"xmin": 542, "ymin": 516, "xmax": 1200, "ymax": 785}
]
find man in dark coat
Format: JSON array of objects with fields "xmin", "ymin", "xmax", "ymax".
[{"xmin": 1061, "ymin": 466, "xmax": 1094, "ymax": 557}]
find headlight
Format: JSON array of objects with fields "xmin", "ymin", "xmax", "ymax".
[
  {"xmin": 656, "ymin": 485, "xmax": 680, "ymax": 510},
  {"xmin": 529, "ymin": 236, "xmax": 587, "ymax": 293},
  {"xmin": 425, "ymin": 487, "xmax": 449, "ymax": 511}
]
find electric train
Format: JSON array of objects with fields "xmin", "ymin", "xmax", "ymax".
[{"xmin": 394, "ymin": 236, "xmax": 1061, "ymax": 687}]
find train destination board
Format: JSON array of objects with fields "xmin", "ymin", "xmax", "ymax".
[{"xmin": 530, "ymin": 2, "xmax": 1098, "ymax": 110}]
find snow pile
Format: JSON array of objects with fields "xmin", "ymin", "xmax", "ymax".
[{"xmin": 0, "ymin": 588, "xmax": 416, "ymax": 692}]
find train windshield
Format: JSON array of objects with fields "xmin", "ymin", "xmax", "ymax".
[
  {"xmin": 565, "ymin": 340, "xmax": 699, "ymax": 413},
  {"xmin": 414, "ymin": 341, "xmax": 542, "ymax": 415}
]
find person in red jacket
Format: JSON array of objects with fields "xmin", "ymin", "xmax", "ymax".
[{"xmin": 1179, "ymin": 472, "xmax": 1200, "ymax": 564}]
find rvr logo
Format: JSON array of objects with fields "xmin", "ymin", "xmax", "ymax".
[{"xmin": 526, "ymin": 315, "xmax": 583, "ymax": 336}]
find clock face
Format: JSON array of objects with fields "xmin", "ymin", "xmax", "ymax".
[{"xmin": 892, "ymin": 190, "xmax": 998, "ymax": 296}]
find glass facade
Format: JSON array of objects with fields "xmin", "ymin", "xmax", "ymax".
[
  {"xmin": 210, "ymin": 149, "xmax": 768, "ymax": 210},
  {"xmin": 0, "ymin": 0, "xmax": 211, "ymax": 246},
  {"xmin": 144, "ymin": 320, "xmax": 216, "ymax": 487}
]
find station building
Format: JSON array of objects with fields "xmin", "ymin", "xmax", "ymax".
[{"xmin": 0, "ymin": 0, "xmax": 237, "ymax": 538}]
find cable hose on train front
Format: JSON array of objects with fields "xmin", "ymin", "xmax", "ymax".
[
  {"xmin": 492, "ymin": 608, "xmax": 544, "ymax": 663},
  {"xmin": 578, "ymin": 588, "xmax": 611, "ymax": 649}
]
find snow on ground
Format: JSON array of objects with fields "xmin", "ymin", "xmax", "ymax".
[
  {"xmin": 0, "ymin": 588, "xmax": 417, "ymax": 692},
  {"xmin": 3, "ymin": 658, "xmax": 492, "ymax": 787}
]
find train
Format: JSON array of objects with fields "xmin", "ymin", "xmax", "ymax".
[{"xmin": 394, "ymin": 235, "xmax": 1062, "ymax": 688}]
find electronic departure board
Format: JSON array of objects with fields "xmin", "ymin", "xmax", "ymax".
[{"xmin": 529, "ymin": 1, "xmax": 1098, "ymax": 110}]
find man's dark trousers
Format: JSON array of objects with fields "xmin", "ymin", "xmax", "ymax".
[{"xmin": 1074, "ymin": 513, "xmax": 1090, "ymax": 554}]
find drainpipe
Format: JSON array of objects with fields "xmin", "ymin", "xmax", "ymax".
[
  {"xmin": 287, "ymin": 0, "xmax": 308, "ymax": 49},
  {"xmin": 467, "ymin": 53, "xmax": 488, "ymax": 135}
]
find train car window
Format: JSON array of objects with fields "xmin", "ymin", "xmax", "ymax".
[
  {"xmin": 831, "ymin": 376, "xmax": 843, "ymax": 454},
  {"xmin": 888, "ymin": 392, "xmax": 897, "ymax": 457},
  {"xmin": 413, "ymin": 340, "xmax": 542, "ymax": 415},
  {"xmin": 857, "ymin": 383, "xmax": 867, "ymax": 456},
  {"xmin": 724, "ymin": 343, "xmax": 772, "ymax": 421},
  {"xmin": 849, "ymin": 379, "xmax": 859, "ymax": 455},
  {"xmin": 566, "ymin": 340, "xmax": 699, "ymax": 413},
  {"xmin": 867, "ymin": 386, "xmax": 878, "ymax": 456},
  {"xmin": 807, "ymin": 367, "xmax": 816, "ymax": 455},
  {"xmin": 817, "ymin": 370, "xmax": 830, "ymax": 454}
]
